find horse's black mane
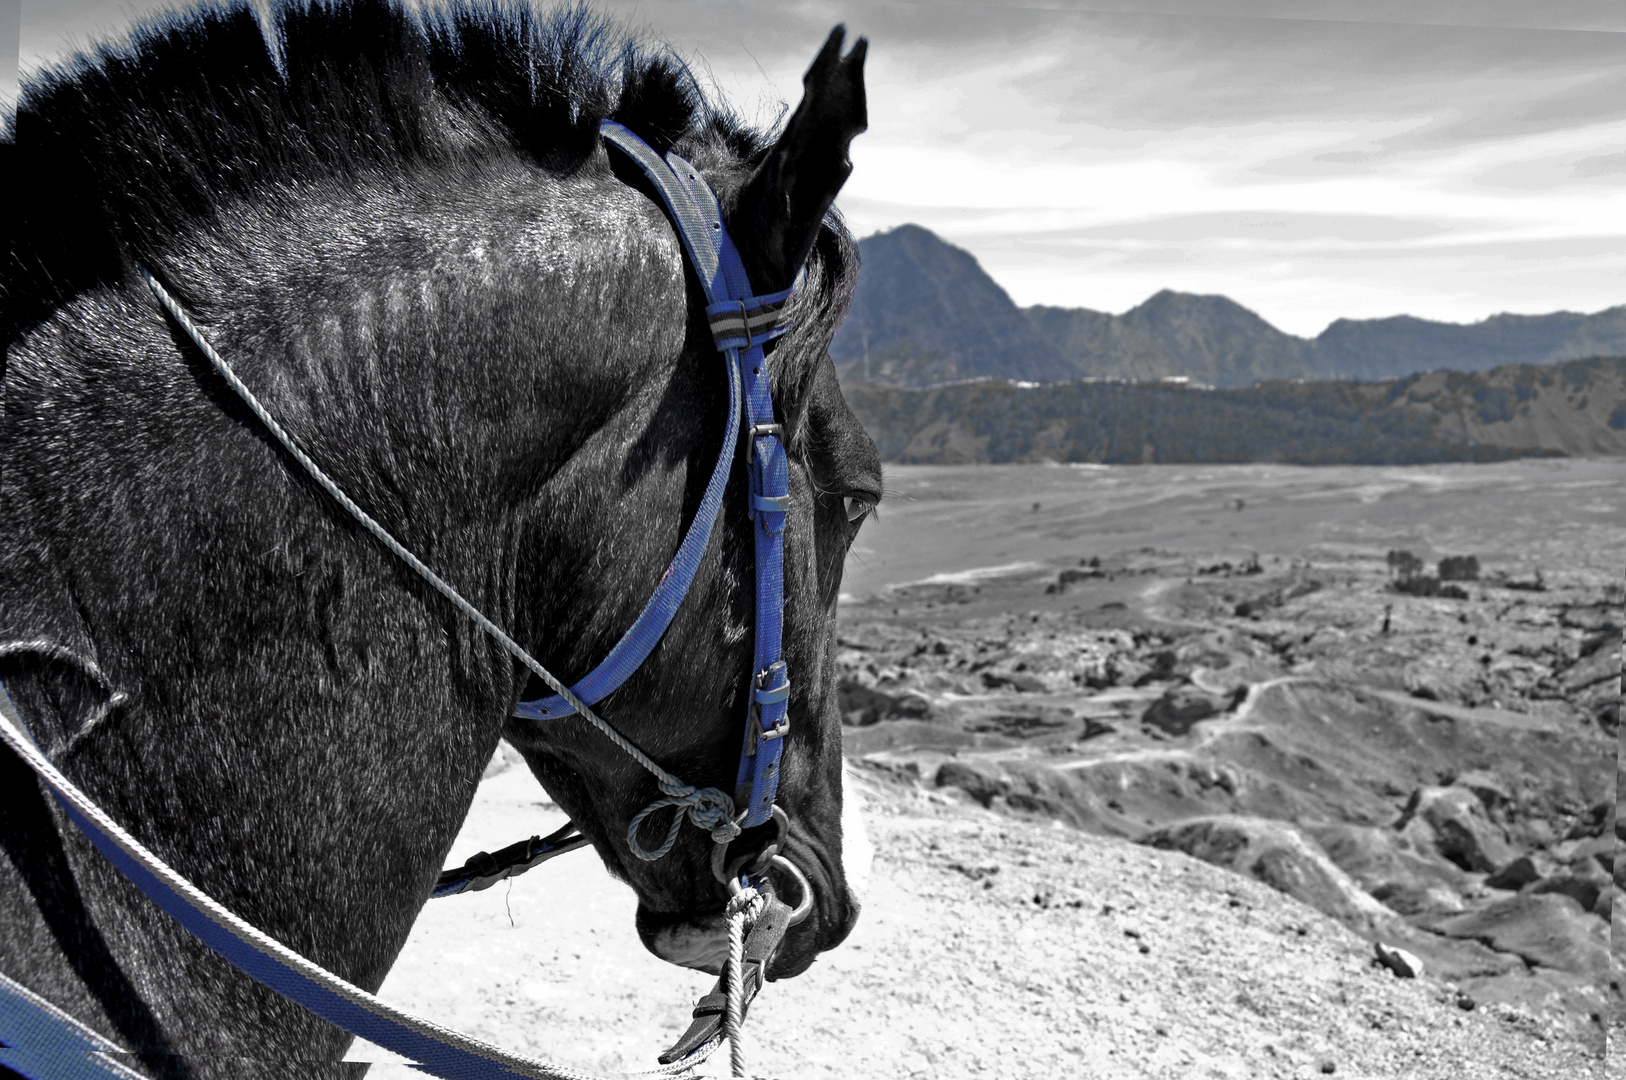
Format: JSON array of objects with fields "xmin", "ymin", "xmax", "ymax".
[{"xmin": 4, "ymin": 0, "xmax": 780, "ymax": 345}]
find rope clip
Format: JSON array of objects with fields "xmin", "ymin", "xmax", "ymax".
[{"xmin": 710, "ymin": 804, "xmax": 789, "ymax": 888}]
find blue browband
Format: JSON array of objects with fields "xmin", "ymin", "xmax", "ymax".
[{"xmin": 513, "ymin": 120, "xmax": 800, "ymax": 829}]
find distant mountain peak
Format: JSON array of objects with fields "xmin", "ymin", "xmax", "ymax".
[
  {"xmin": 833, "ymin": 224, "xmax": 1626, "ymax": 388},
  {"xmin": 829, "ymin": 225, "xmax": 1077, "ymax": 386}
]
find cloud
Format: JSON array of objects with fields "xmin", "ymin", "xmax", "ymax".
[
  {"xmin": 1058, "ymin": 211, "xmax": 1473, "ymax": 243},
  {"xmin": 1, "ymin": 0, "xmax": 18, "ymax": 122},
  {"xmin": 1573, "ymin": 151, "xmax": 1626, "ymax": 178},
  {"xmin": 17, "ymin": 0, "xmax": 1624, "ymax": 333}
]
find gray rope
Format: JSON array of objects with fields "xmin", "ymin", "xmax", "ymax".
[
  {"xmin": 722, "ymin": 888, "xmax": 765, "ymax": 1078},
  {"xmin": 139, "ymin": 266, "xmax": 743, "ymax": 861}
]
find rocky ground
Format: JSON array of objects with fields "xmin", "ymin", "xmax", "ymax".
[
  {"xmin": 836, "ymin": 544, "xmax": 1618, "ymax": 1055},
  {"xmin": 353, "ymin": 761, "xmax": 1607, "ymax": 1080},
  {"xmin": 355, "ymin": 460, "xmax": 1620, "ymax": 1078}
]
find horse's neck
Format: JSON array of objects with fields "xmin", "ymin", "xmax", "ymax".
[
  {"xmin": 0, "ymin": 169, "xmax": 684, "ymax": 1034},
  {"xmin": 0, "ymin": 374, "xmax": 508, "ymax": 991}
]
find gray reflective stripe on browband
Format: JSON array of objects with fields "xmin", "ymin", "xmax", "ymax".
[{"xmin": 706, "ymin": 294, "xmax": 796, "ymax": 351}]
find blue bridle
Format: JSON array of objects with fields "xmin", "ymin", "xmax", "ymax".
[
  {"xmin": 512, "ymin": 120, "xmax": 800, "ymax": 835},
  {"xmin": 0, "ymin": 121, "xmax": 811, "ymax": 1078}
]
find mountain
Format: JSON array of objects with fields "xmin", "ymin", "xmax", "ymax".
[
  {"xmin": 841, "ymin": 356, "xmax": 1626, "ymax": 465},
  {"xmin": 827, "ymin": 224, "xmax": 1078, "ymax": 386},
  {"xmin": 1027, "ymin": 290, "xmax": 1310, "ymax": 387},
  {"xmin": 831, "ymin": 225, "xmax": 1626, "ymax": 388},
  {"xmin": 1308, "ymin": 309, "xmax": 1626, "ymax": 380}
]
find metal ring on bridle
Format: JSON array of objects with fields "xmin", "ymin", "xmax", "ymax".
[{"xmin": 769, "ymin": 854, "xmax": 814, "ymax": 926}]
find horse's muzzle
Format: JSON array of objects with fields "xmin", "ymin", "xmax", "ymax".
[
  {"xmin": 635, "ymin": 854, "xmax": 858, "ymax": 979},
  {"xmin": 638, "ymin": 907, "xmax": 730, "ymax": 974},
  {"xmin": 638, "ymin": 765, "xmax": 872, "ymax": 977}
]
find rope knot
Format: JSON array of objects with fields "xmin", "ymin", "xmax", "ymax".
[
  {"xmin": 725, "ymin": 886, "xmax": 762, "ymax": 920},
  {"xmin": 626, "ymin": 784, "xmax": 740, "ymax": 862},
  {"xmin": 722, "ymin": 883, "xmax": 766, "ymax": 1077}
]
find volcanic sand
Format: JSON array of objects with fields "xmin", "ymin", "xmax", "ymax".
[
  {"xmin": 842, "ymin": 458, "xmax": 1625, "ymax": 599},
  {"xmin": 348, "ymin": 459, "xmax": 1621, "ymax": 1078}
]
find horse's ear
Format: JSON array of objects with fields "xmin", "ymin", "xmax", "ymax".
[{"xmin": 734, "ymin": 26, "xmax": 867, "ymax": 291}]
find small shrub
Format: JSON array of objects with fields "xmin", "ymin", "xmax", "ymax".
[
  {"xmin": 1438, "ymin": 555, "xmax": 1481, "ymax": 581},
  {"xmin": 1387, "ymin": 549, "xmax": 1424, "ymax": 581},
  {"xmin": 1395, "ymin": 576, "xmax": 1440, "ymax": 597},
  {"xmin": 1394, "ymin": 576, "xmax": 1468, "ymax": 600}
]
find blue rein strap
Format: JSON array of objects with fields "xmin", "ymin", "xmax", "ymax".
[
  {"xmin": 0, "ymin": 970, "xmax": 144, "ymax": 1080},
  {"xmin": 0, "ymin": 685, "xmax": 623, "ymax": 1080}
]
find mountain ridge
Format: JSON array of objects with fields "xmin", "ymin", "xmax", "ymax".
[
  {"xmin": 829, "ymin": 225, "xmax": 1626, "ymax": 388},
  {"xmin": 842, "ymin": 355, "xmax": 1626, "ymax": 465},
  {"xmin": 831, "ymin": 223, "xmax": 1077, "ymax": 386}
]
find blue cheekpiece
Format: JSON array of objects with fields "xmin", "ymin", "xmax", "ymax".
[{"xmin": 514, "ymin": 121, "xmax": 801, "ymax": 829}]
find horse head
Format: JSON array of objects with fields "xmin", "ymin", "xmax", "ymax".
[
  {"xmin": 501, "ymin": 26, "xmax": 877, "ymax": 983},
  {"xmin": 1, "ymin": 3, "xmax": 877, "ymax": 1063}
]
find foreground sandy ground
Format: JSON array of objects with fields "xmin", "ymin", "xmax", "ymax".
[{"xmin": 347, "ymin": 760, "xmax": 1601, "ymax": 1079}]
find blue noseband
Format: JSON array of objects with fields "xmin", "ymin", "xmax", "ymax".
[{"xmin": 512, "ymin": 121, "xmax": 800, "ymax": 829}]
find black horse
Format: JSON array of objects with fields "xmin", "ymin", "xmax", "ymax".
[{"xmin": 1, "ymin": 1, "xmax": 879, "ymax": 1074}]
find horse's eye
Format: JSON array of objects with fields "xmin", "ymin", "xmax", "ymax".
[{"xmin": 843, "ymin": 495, "xmax": 874, "ymax": 523}]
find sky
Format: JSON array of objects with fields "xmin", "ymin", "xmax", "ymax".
[{"xmin": 10, "ymin": 1, "xmax": 1625, "ymax": 336}]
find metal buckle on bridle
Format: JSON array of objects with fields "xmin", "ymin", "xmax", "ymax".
[
  {"xmin": 745, "ymin": 421, "xmax": 783, "ymax": 465},
  {"xmin": 706, "ymin": 807, "xmax": 813, "ymax": 927},
  {"xmin": 743, "ymin": 661, "xmax": 790, "ymax": 756},
  {"xmin": 744, "ymin": 714, "xmax": 790, "ymax": 756}
]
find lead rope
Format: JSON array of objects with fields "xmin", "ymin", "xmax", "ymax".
[
  {"xmin": 723, "ymin": 886, "xmax": 766, "ymax": 1078},
  {"xmin": 137, "ymin": 266, "xmax": 743, "ymax": 863}
]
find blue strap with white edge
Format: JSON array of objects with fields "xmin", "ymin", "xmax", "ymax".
[
  {"xmin": 511, "ymin": 121, "xmax": 799, "ymax": 740},
  {"xmin": 653, "ymin": 150, "xmax": 794, "ymax": 828},
  {"xmin": 0, "ymin": 970, "xmax": 144, "ymax": 1080},
  {"xmin": 0, "ymin": 683, "xmax": 658, "ymax": 1080}
]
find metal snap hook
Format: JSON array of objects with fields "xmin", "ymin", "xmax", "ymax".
[{"xmin": 710, "ymin": 805, "xmax": 789, "ymax": 887}]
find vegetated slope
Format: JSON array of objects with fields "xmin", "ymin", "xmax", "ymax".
[
  {"xmin": 842, "ymin": 355, "xmax": 1626, "ymax": 464},
  {"xmin": 829, "ymin": 224, "xmax": 1626, "ymax": 388},
  {"xmin": 1311, "ymin": 307, "xmax": 1626, "ymax": 380},
  {"xmin": 1028, "ymin": 302, "xmax": 1626, "ymax": 386},
  {"xmin": 1027, "ymin": 291, "xmax": 1311, "ymax": 387},
  {"xmin": 828, "ymin": 224, "xmax": 1076, "ymax": 386}
]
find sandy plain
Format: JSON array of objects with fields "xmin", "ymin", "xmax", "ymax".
[
  {"xmin": 348, "ymin": 459, "xmax": 1621, "ymax": 1079},
  {"xmin": 841, "ymin": 459, "xmax": 1624, "ymax": 599}
]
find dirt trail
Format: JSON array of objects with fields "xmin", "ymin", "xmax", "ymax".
[{"xmin": 347, "ymin": 764, "xmax": 1599, "ymax": 1079}]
